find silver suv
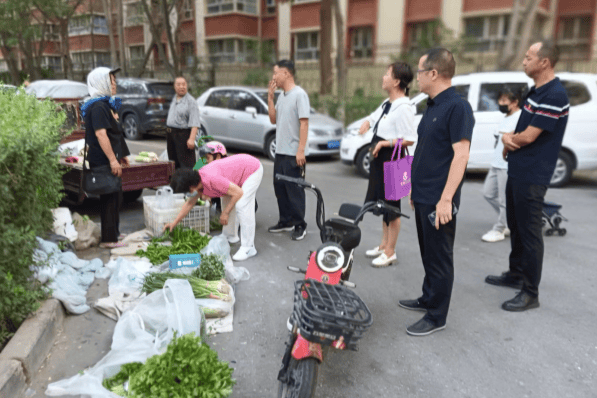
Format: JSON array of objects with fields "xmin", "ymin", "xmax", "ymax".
[{"xmin": 196, "ymin": 86, "xmax": 344, "ymax": 160}]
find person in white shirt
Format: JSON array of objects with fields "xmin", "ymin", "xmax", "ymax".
[
  {"xmin": 359, "ymin": 62, "xmax": 417, "ymax": 267},
  {"xmin": 481, "ymin": 87, "xmax": 524, "ymax": 242}
]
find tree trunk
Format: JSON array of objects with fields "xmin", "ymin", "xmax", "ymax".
[
  {"xmin": 101, "ymin": 0, "xmax": 118, "ymax": 67},
  {"xmin": 509, "ymin": 0, "xmax": 542, "ymax": 70},
  {"xmin": 319, "ymin": 0, "xmax": 333, "ymax": 95},
  {"xmin": 498, "ymin": 0, "xmax": 522, "ymax": 70},
  {"xmin": 133, "ymin": 37, "xmax": 156, "ymax": 77},
  {"xmin": 333, "ymin": 0, "xmax": 346, "ymax": 124},
  {"xmin": 139, "ymin": 0, "xmax": 175, "ymax": 78},
  {"xmin": 116, "ymin": 0, "xmax": 127, "ymax": 74},
  {"xmin": 161, "ymin": 0, "xmax": 180, "ymax": 76},
  {"xmin": 59, "ymin": 20, "xmax": 73, "ymax": 80},
  {"xmin": 0, "ymin": 35, "xmax": 22, "ymax": 85},
  {"xmin": 91, "ymin": 12, "xmax": 96, "ymax": 69}
]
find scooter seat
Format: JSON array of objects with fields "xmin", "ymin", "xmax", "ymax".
[{"xmin": 324, "ymin": 218, "xmax": 361, "ymax": 252}]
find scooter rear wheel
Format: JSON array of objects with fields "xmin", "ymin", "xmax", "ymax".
[{"xmin": 278, "ymin": 357, "xmax": 318, "ymax": 398}]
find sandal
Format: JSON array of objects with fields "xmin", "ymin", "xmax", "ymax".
[
  {"xmin": 100, "ymin": 242, "xmax": 128, "ymax": 249},
  {"xmin": 118, "ymin": 233, "xmax": 128, "ymax": 240}
]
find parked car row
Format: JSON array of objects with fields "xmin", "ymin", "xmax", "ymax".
[{"xmin": 341, "ymin": 72, "xmax": 597, "ymax": 187}]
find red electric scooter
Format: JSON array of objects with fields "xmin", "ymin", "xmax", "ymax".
[{"xmin": 275, "ymin": 174, "xmax": 407, "ymax": 398}]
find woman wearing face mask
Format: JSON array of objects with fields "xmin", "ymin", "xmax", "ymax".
[
  {"xmin": 481, "ymin": 87, "xmax": 524, "ymax": 243},
  {"xmin": 81, "ymin": 67, "xmax": 130, "ymax": 249}
]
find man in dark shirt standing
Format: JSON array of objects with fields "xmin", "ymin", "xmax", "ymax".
[
  {"xmin": 399, "ymin": 48, "xmax": 475, "ymax": 336},
  {"xmin": 485, "ymin": 41, "xmax": 569, "ymax": 312}
]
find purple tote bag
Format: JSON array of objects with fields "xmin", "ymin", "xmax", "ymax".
[{"xmin": 384, "ymin": 139, "xmax": 413, "ymax": 201}]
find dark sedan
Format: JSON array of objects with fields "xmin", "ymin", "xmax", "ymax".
[{"xmin": 116, "ymin": 78, "xmax": 175, "ymax": 140}]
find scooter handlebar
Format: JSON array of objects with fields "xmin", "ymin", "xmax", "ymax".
[
  {"xmin": 380, "ymin": 202, "xmax": 410, "ymax": 219},
  {"xmin": 275, "ymin": 174, "xmax": 313, "ymax": 189}
]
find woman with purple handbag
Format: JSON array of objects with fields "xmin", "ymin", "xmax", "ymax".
[{"xmin": 359, "ymin": 62, "xmax": 417, "ymax": 267}]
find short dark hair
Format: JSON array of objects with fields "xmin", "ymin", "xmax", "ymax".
[
  {"xmin": 423, "ymin": 48, "xmax": 456, "ymax": 79},
  {"xmin": 537, "ymin": 40, "xmax": 560, "ymax": 68},
  {"xmin": 389, "ymin": 62, "xmax": 414, "ymax": 95},
  {"xmin": 498, "ymin": 85, "xmax": 526, "ymax": 109},
  {"xmin": 276, "ymin": 60, "xmax": 295, "ymax": 77},
  {"xmin": 170, "ymin": 168, "xmax": 201, "ymax": 194}
]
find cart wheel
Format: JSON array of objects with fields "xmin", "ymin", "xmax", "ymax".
[
  {"xmin": 542, "ymin": 217, "xmax": 548, "ymax": 227},
  {"xmin": 546, "ymin": 229, "xmax": 554, "ymax": 236},
  {"xmin": 552, "ymin": 215, "xmax": 563, "ymax": 227},
  {"xmin": 558, "ymin": 228, "xmax": 567, "ymax": 236}
]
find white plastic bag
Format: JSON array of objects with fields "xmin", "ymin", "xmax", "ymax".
[
  {"xmin": 158, "ymin": 149, "xmax": 169, "ymax": 161},
  {"xmin": 52, "ymin": 208, "xmax": 78, "ymax": 242},
  {"xmin": 155, "ymin": 186, "xmax": 174, "ymax": 210},
  {"xmin": 200, "ymin": 235, "xmax": 250, "ymax": 284},
  {"xmin": 107, "ymin": 257, "xmax": 154, "ymax": 296},
  {"xmin": 46, "ymin": 279, "xmax": 203, "ymax": 398}
]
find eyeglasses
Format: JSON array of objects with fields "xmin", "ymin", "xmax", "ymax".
[{"xmin": 417, "ymin": 69, "xmax": 433, "ymax": 75}]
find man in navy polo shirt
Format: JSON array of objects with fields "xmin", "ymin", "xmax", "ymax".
[
  {"xmin": 398, "ymin": 48, "xmax": 475, "ymax": 336},
  {"xmin": 485, "ymin": 41, "xmax": 569, "ymax": 312}
]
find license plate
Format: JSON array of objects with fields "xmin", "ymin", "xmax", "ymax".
[{"xmin": 327, "ymin": 140, "xmax": 340, "ymax": 149}]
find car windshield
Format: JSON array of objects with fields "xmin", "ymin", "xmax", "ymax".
[
  {"xmin": 148, "ymin": 83, "xmax": 176, "ymax": 97},
  {"xmin": 256, "ymin": 91, "xmax": 280, "ymax": 105}
]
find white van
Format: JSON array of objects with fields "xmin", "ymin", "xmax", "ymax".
[{"xmin": 340, "ymin": 72, "xmax": 597, "ymax": 187}]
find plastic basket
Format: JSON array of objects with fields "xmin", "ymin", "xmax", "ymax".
[
  {"xmin": 291, "ymin": 279, "xmax": 372, "ymax": 351},
  {"xmin": 143, "ymin": 194, "xmax": 210, "ymax": 235}
]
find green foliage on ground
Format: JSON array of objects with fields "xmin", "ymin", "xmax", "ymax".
[{"xmin": 0, "ymin": 86, "xmax": 66, "ymax": 346}]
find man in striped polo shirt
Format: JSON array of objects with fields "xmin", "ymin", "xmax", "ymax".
[{"xmin": 485, "ymin": 40, "xmax": 569, "ymax": 312}]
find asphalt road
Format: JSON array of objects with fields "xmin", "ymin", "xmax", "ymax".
[{"xmin": 28, "ymin": 136, "xmax": 597, "ymax": 398}]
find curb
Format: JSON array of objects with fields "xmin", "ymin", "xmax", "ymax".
[{"xmin": 0, "ymin": 299, "xmax": 65, "ymax": 397}]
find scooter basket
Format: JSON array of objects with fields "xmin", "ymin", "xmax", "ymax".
[{"xmin": 291, "ymin": 279, "xmax": 373, "ymax": 351}]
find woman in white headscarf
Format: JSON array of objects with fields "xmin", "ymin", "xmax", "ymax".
[{"xmin": 82, "ymin": 67, "xmax": 130, "ymax": 248}]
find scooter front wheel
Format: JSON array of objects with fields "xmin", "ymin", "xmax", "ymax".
[{"xmin": 278, "ymin": 357, "xmax": 318, "ymax": 398}]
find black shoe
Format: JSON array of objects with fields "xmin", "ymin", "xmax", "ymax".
[
  {"xmin": 398, "ymin": 299, "xmax": 427, "ymax": 312},
  {"xmin": 406, "ymin": 317, "xmax": 446, "ymax": 336},
  {"xmin": 268, "ymin": 222, "xmax": 294, "ymax": 233},
  {"xmin": 501, "ymin": 291, "xmax": 540, "ymax": 312},
  {"xmin": 485, "ymin": 272, "xmax": 523, "ymax": 289},
  {"xmin": 291, "ymin": 225, "xmax": 307, "ymax": 241}
]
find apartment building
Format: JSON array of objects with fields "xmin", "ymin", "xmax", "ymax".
[{"xmin": 1, "ymin": 0, "xmax": 596, "ymax": 76}]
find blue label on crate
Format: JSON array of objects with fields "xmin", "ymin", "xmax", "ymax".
[{"xmin": 169, "ymin": 253, "xmax": 201, "ymax": 270}]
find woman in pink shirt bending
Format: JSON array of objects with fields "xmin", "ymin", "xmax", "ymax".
[{"xmin": 164, "ymin": 154, "xmax": 263, "ymax": 261}]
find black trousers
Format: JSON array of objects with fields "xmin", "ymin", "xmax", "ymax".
[
  {"xmin": 414, "ymin": 202, "xmax": 457, "ymax": 326},
  {"xmin": 166, "ymin": 128, "xmax": 196, "ymax": 169},
  {"xmin": 273, "ymin": 154, "xmax": 306, "ymax": 228},
  {"xmin": 505, "ymin": 178, "xmax": 547, "ymax": 298},
  {"xmin": 99, "ymin": 190, "xmax": 122, "ymax": 243}
]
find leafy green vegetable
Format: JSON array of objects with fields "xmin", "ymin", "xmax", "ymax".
[
  {"xmin": 136, "ymin": 226, "xmax": 211, "ymax": 265},
  {"xmin": 103, "ymin": 333, "xmax": 235, "ymax": 398},
  {"xmin": 141, "ymin": 272, "xmax": 232, "ymax": 301},
  {"xmin": 192, "ymin": 254, "xmax": 225, "ymax": 281},
  {"xmin": 102, "ymin": 362, "xmax": 143, "ymax": 395},
  {"xmin": 210, "ymin": 219, "xmax": 223, "ymax": 231}
]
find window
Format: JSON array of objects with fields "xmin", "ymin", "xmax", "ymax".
[
  {"xmin": 96, "ymin": 53, "xmax": 111, "ymax": 67},
  {"xmin": 350, "ymin": 27, "xmax": 373, "ymax": 59},
  {"xmin": 205, "ymin": 90, "xmax": 233, "ymax": 108},
  {"xmin": 207, "ymin": 0, "xmax": 256, "ymax": 14},
  {"xmin": 295, "ymin": 32, "xmax": 319, "ymax": 60},
  {"xmin": 182, "ymin": 0, "xmax": 194, "ymax": 20},
  {"xmin": 256, "ymin": 91, "xmax": 279, "ymax": 105},
  {"xmin": 0, "ymin": 60, "xmax": 8, "ymax": 72},
  {"xmin": 68, "ymin": 16, "xmax": 108, "ymax": 36},
  {"xmin": 266, "ymin": 0, "xmax": 276, "ymax": 14},
  {"xmin": 181, "ymin": 42, "xmax": 195, "ymax": 67},
  {"xmin": 464, "ymin": 15, "xmax": 510, "ymax": 52},
  {"xmin": 407, "ymin": 21, "xmax": 442, "ymax": 51},
  {"xmin": 41, "ymin": 56, "xmax": 62, "ymax": 72},
  {"xmin": 72, "ymin": 52, "xmax": 94, "ymax": 70},
  {"xmin": 116, "ymin": 80, "xmax": 146, "ymax": 95},
  {"xmin": 42, "ymin": 24, "xmax": 60, "ymax": 41},
  {"xmin": 208, "ymin": 39, "xmax": 253, "ymax": 63},
  {"xmin": 478, "ymin": 83, "xmax": 528, "ymax": 112},
  {"xmin": 129, "ymin": 45, "xmax": 145, "ymax": 68},
  {"xmin": 229, "ymin": 90, "xmax": 263, "ymax": 112},
  {"xmin": 126, "ymin": 2, "xmax": 145, "ymax": 25},
  {"xmin": 561, "ymin": 81, "xmax": 591, "ymax": 107},
  {"xmin": 558, "ymin": 16, "xmax": 592, "ymax": 59}
]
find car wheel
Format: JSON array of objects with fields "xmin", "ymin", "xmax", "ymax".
[
  {"xmin": 122, "ymin": 189, "xmax": 143, "ymax": 203},
  {"xmin": 123, "ymin": 113, "xmax": 143, "ymax": 140},
  {"xmin": 356, "ymin": 146, "xmax": 371, "ymax": 178},
  {"xmin": 265, "ymin": 134, "xmax": 276, "ymax": 161},
  {"xmin": 549, "ymin": 151, "xmax": 573, "ymax": 188}
]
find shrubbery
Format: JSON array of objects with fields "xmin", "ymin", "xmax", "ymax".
[
  {"xmin": 0, "ymin": 86, "xmax": 67, "ymax": 346},
  {"xmin": 310, "ymin": 88, "xmax": 386, "ymax": 126}
]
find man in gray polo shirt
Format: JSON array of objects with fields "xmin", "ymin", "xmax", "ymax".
[
  {"xmin": 267, "ymin": 60, "xmax": 310, "ymax": 241},
  {"xmin": 166, "ymin": 76, "xmax": 201, "ymax": 169}
]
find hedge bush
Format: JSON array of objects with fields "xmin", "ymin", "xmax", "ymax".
[
  {"xmin": 310, "ymin": 88, "xmax": 386, "ymax": 126},
  {"xmin": 0, "ymin": 86, "xmax": 66, "ymax": 346}
]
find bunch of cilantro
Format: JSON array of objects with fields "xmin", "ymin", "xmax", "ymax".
[{"xmin": 103, "ymin": 333, "xmax": 234, "ymax": 397}]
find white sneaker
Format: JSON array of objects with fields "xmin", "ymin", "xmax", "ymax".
[
  {"xmin": 365, "ymin": 246, "xmax": 384, "ymax": 258},
  {"xmin": 372, "ymin": 252, "xmax": 397, "ymax": 267},
  {"xmin": 503, "ymin": 228, "xmax": 511, "ymax": 237},
  {"xmin": 219, "ymin": 233, "xmax": 240, "ymax": 244},
  {"xmin": 481, "ymin": 230, "xmax": 505, "ymax": 242},
  {"xmin": 232, "ymin": 246, "xmax": 257, "ymax": 261}
]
